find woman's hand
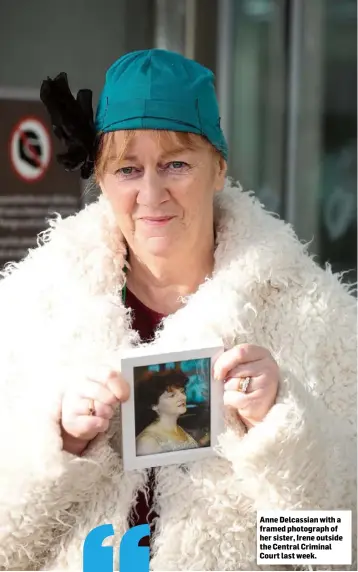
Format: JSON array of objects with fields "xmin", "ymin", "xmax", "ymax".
[
  {"xmin": 214, "ymin": 344, "xmax": 279, "ymax": 429},
  {"xmin": 60, "ymin": 370, "xmax": 130, "ymax": 456}
]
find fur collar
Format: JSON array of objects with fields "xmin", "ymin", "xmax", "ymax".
[{"xmin": 24, "ymin": 178, "xmax": 309, "ymax": 353}]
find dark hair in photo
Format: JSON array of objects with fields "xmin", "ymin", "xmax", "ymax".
[{"xmin": 134, "ymin": 370, "xmax": 189, "ymax": 436}]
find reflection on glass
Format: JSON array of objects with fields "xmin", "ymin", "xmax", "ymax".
[
  {"xmin": 318, "ymin": 0, "xmax": 357, "ymax": 283},
  {"xmin": 228, "ymin": 0, "xmax": 357, "ymax": 283},
  {"xmin": 229, "ymin": 0, "xmax": 286, "ymax": 215}
]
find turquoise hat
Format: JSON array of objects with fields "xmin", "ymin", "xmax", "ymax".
[{"xmin": 95, "ymin": 49, "xmax": 228, "ymax": 160}]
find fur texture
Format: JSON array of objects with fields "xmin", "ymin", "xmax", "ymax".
[{"xmin": 0, "ymin": 180, "xmax": 356, "ymax": 571}]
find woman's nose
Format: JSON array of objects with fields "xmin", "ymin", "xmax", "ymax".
[{"xmin": 137, "ymin": 170, "xmax": 168, "ymax": 206}]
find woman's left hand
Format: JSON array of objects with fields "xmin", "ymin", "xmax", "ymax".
[{"xmin": 213, "ymin": 344, "xmax": 279, "ymax": 429}]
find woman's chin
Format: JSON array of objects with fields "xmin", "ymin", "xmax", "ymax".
[{"xmin": 141, "ymin": 236, "xmax": 176, "ymax": 256}]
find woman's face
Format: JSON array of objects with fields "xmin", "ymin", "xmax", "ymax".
[
  {"xmin": 153, "ymin": 386, "xmax": 187, "ymax": 417},
  {"xmin": 99, "ymin": 131, "xmax": 226, "ymax": 258}
]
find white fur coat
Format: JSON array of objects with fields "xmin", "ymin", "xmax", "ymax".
[{"xmin": 0, "ymin": 180, "xmax": 356, "ymax": 571}]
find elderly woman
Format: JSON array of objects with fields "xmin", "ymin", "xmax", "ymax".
[{"xmin": 0, "ymin": 49, "xmax": 355, "ymax": 571}]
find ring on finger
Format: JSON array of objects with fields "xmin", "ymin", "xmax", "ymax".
[
  {"xmin": 238, "ymin": 376, "xmax": 252, "ymax": 393},
  {"xmin": 88, "ymin": 398, "xmax": 96, "ymax": 416}
]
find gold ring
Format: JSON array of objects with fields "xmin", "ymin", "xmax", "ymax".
[
  {"xmin": 238, "ymin": 377, "xmax": 251, "ymax": 393},
  {"xmin": 88, "ymin": 398, "xmax": 96, "ymax": 416}
]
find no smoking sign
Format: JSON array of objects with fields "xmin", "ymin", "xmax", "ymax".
[{"xmin": 9, "ymin": 117, "xmax": 51, "ymax": 182}]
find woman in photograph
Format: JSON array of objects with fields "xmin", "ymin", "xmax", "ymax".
[
  {"xmin": 135, "ymin": 370, "xmax": 199, "ymax": 455},
  {"xmin": 0, "ymin": 48, "xmax": 355, "ymax": 571}
]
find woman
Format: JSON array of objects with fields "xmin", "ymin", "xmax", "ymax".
[
  {"xmin": 135, "ymin": 370, "xmax": 199, "ymax": 455},
  {"xmin": 0, "ymin": 49, "xmax": 355, "ymax": 571}
]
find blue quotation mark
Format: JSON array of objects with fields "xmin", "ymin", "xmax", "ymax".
[{"xmin": 83, "ymin": 524, "xmax": 150, "ymax": 572}]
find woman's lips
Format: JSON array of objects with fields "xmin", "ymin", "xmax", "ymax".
[{"xmin": 140, "ymin": 216, "xmax": 174, "ymax": 226}]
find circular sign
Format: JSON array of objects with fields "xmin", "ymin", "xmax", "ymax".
[{"xmin": 9, "ymin": 117, "xmax": 51, "ymax": 182}]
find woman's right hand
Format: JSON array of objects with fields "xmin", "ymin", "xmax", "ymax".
[{"xmin": 60, "ymin": 370, "xmax": 130, "ymax": 456}]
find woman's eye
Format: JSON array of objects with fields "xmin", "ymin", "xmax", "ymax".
[
  {"xmin": 117, "ymin": 166, "xmax": 134, "ymax": 175},
  {"xmin": 167, "ymin": 161, "xmax": 188, "ymax": 170},
  {"xmin": 115, "ymin": 166, "xmax": 140, "ymax": 177}
]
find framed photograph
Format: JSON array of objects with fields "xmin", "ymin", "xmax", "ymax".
[{"xmin": 120, "ymin": 344, "xmax": 225, "ymax": 470}]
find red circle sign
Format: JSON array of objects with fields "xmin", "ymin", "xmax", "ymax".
[{"xmin": 9, "ymin": 117, "xmax": 52, "ymax": 183}]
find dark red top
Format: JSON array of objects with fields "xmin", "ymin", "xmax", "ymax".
[
  {"xmin": 125, "ymin": 288, "xmax": 164, "ymax": 345},
  {"xmin": 125, "ymin": 288, "xmax": 165, "ymax": 546}
]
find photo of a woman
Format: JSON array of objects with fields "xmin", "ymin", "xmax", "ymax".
[{"xmin": 135, "ymin": 369, "xmax": 207, "ymax": 456}]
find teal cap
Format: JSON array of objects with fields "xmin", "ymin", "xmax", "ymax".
[{"xmin": 95, "ymin": 49, "xmax": 228, "ymax": 160}]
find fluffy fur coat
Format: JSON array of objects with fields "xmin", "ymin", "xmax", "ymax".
[{"xmin": 0, "ymin": 180, "xmax": 356, "ymax": 571}]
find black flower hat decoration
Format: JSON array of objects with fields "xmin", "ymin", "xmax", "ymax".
[{"xmin": 40, "ymin": 72, "xmax": 97, "ymax": 179}]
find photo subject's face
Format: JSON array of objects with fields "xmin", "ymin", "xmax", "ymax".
[
  {"xmin": 100, "ymin": 131, "xmax": 225, "ymax": 257},
  {"xmin": 155, "ymin": 387, "xmax": 187, "ymax": 416}
]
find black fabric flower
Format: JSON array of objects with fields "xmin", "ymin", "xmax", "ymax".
[{"xmin": 40, "ymin": 72, "xmax": 97, "ymax": 179}]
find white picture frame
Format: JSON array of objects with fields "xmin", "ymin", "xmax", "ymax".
[{"xmin": 120, "ymin": 344, "xmax": 225, "ymax": 471}]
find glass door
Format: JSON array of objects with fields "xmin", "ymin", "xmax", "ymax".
[
  {"xmin": 227, "ymin": 0, "xmax": 287, "ymax": 215},
  {"xmin": 318, "ymin": 0, "xmax": 357, "ymax": 281},
  {"xmin": 217, "ymin": 0, "xmax": 357, "ymax": 283},
  {"xmin": 286, "ymin": 0, "xmax": 357, "ymax": 282}
]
